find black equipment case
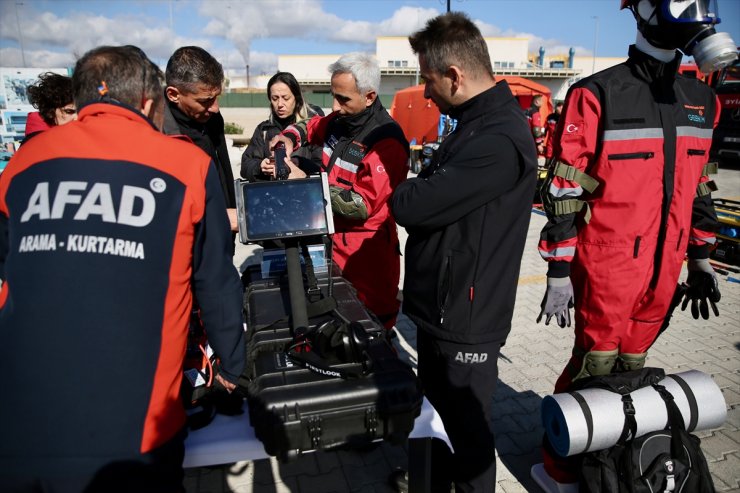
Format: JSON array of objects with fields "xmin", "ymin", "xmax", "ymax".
[
  {"xmin": 241, "ymin": 268, "xmax": 423, "ymax": 461},
  {"xmin": 243, "ymin": 270, "xmax": 376, "ymax": 335}
]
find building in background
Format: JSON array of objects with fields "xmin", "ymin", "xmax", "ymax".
[
  {"xmin": 0, "ymin": 67, "xmax": 70, "ymax": 146},
  {"xmin": 225, "ymin": 36, "xmax": 630, "ymax": 103}
]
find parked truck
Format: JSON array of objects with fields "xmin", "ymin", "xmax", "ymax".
[{"xmin": 708, "ymin": 56, "xmax": 740, "ymax": 166}]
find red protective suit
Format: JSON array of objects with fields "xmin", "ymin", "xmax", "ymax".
[
  {"xmin": 526, "ymin": 105, "xmax": 545, "ymax": 154},
  {"xmin": 538, "ymin": 46, "xmax": 719, "ymax": 482},
  {"xmin": 284, "ymin": 99, "xmax": 409, "ymax": 327},
  {"xmin": 544, "ymin": 110, "xmax": 560, "ymax": 161}
]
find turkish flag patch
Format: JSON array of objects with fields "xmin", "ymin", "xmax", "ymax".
[{"xmin": 561, "ymin": 120, "xmax": 584, "ymax": 138}]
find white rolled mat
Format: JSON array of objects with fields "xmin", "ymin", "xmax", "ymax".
[{"xmin": 542, "ymin": 370, "xmax": 727, "ymax": 457}]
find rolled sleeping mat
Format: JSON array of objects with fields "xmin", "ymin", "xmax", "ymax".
[{"xmin": 542, "ymin": 370, "xmax": 727, "ymax": 457}]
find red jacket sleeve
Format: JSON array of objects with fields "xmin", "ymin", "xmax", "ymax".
[{"xmin": 538, "ymin": 87, "xmax": 602, "ymax": 276}]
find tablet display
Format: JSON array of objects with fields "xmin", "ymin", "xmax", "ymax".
[{"xmin": 234, "ymin": 174, "xmax": 334, "ymax": 243}]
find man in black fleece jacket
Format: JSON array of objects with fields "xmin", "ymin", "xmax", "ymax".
[
  {"xmin": 391, "ymin": 12, "xmax": 537, "ymax": 492},
  {"xmin": 162, "ymin": 46, "xmax": 237, "ymax": 247}
]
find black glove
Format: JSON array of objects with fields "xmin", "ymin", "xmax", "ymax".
[
  {"xmin": 536, "ymin": 276, "xmax": 574, "ymax": 328},
  {"xmin": 681, "ymin": 258, "xmax": 721, "ymax": 320}
]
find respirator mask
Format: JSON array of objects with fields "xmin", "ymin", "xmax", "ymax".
[{"xmin": 632, "ymin": 0, "xmax": 737, "ymax": 73}]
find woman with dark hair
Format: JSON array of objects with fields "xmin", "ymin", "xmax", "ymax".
[
  {"xmin": 24, "ymin": 72, "xmax": 76, "ymax": 142},
  {"xmin": 240, "ymin": 72, "xmax": 323, "ymax": 181}
]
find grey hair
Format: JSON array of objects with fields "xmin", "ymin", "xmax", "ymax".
[{"xmin": 328, "ymin": 52, "xmax": 380, "ymax": 94}]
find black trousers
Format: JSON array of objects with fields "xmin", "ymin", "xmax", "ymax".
[{"xmin": 417, "ymin": 330, "xmax": 502, "ymax": 493}]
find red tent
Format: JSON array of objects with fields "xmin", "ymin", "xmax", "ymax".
[{"xmin": 390, "ymin": 76, "xmax": 553, "ymax": 144}]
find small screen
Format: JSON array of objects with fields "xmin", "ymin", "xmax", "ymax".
[{"xmin": 236, "ymin": 176, "xmax": 332, "ymax": 242}]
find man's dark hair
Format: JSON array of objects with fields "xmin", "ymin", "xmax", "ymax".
[
  {"xmin": 409, "ymin": 11, "xmax": 493, "ymax": 78},
  {"xmin": 267, "ymin": 72, "xmax": 305, "ymax": 119},
  {"xmin": 72, "ymin": 45, "xmax": 164, "ymax": 109},
  {"xmin": 27, "ymin": 72, "xmax": 74, "ymax": 125},
  {"xmin": 166, "ymin": 46, "xmax": 224, "ymax": 93}
]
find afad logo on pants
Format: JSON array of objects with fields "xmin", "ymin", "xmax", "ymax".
[{"xmin": 455, "ymin": 352, "xmax": 488, "ymax": 363}]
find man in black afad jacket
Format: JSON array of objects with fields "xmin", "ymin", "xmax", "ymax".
[
  {"xmin": 391, "ymin": 12, "xmax": 537, "ymax": 492},
  {"xmin": 162, "ymin": 46, "xmax": 237, "ymax": 247}
]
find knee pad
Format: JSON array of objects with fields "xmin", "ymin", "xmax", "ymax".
[
  {"xmin": 616, "ymin": 352, "xmax": 647, "ymax": 372},
  {"xmin": 572, "ymin": 349, "xmax": 618, "ymax": 382}
]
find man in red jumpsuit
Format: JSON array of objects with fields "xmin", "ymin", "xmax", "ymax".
[
  {"xmin": 269, "ymin": 53, "xmax": 409, "ymax": 329},
  {"xmin": 526, "ymin": 94, "xmax": 546, "ymax": 156},
  {"xmin": 544, "ymin": 101, "xmax": 563, "ymax": 166},
  {"xmin": 533, "ymin": 0, "xmax": 736, "ymax": 490}
]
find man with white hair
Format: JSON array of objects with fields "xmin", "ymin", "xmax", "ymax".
[{"xmin": 271, "ymin": 52, "xmax": 409, "ymax": 329}]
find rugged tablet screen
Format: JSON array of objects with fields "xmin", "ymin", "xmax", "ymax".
[{"xmin": 235, "ymin": 174, "xmax": 334, "ymax": 243}]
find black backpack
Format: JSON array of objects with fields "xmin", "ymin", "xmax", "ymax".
[{"xmin": 575, "ymin": 368, "xmax": 716, "ymax": 493}]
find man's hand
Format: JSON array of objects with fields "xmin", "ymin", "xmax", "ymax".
[
  {"xmin": 681, "ymin": 258, "xmax": 721, "ymax": 320},
  {"xmin": 215, "ymin": 373, "xmax": 236, "ymax": 394},
  {"xmin": 226, "ymin": 208, "xmax": 238, "ymax": 232},
  {"xmin": 268, "ymin": 134, "xmax": 294, "ymax": 158},
  {"xmin": 286, "ymin": 158, "xmax": 307, "ymax": 179},
  {"xmin": 536, "ymin": 276, "xmax": 574, "ymax": 328}
]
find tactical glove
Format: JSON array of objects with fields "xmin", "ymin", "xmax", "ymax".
[
  {"xmin": 537, "ymin": 276, "xmax": 574, "ymax": 328},
  {"xmin": 681, "ymin": 258, "xmax": 721, "ymax": 320},
  {"xmin": 330, "ymin": 185, "xmax": 368, "ymax": 220}
]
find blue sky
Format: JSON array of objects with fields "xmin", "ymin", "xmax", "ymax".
[{"xmin": 0, "ymin": 0, "xmax": 738, "ymax": 77}]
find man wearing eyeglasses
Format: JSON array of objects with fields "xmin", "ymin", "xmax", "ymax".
[{"xmin": 162, "ymin": 46, "xmax": 238, "ymax": 247}]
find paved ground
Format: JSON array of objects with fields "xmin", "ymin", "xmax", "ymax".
[{"xmin": 183, "ymin": 121, "xmax": 740, "ymax": 492}]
